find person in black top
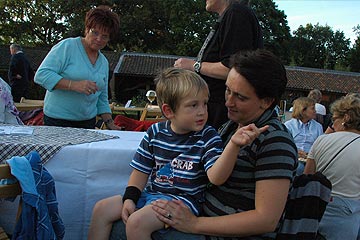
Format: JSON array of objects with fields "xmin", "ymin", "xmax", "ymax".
[
  {"xmin": 8, "ymin": 43, "xmax": 34, "ymax": 102},
  {"xmin": 174, "ymin": 0, "xmax": 263, "ymax": 129}
]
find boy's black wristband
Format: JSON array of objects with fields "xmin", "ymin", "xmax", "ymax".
[{"xmin": 122, "ymin": 186, "xmax": 141, "ymax": 204}]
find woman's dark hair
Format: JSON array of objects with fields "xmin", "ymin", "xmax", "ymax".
[
  {"xmin": 85, "ymin": 5, "xmax": 120, "ymax": 40},
  {"xmin": 230, "ymin": 49, "xmax": 287, "ymax": 109}
]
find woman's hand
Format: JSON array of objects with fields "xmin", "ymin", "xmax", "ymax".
[
  {"xmin": 71, "ymin": 80, "xmax": 98, "ymax": 95},
  {"xmin": 152, "ymin": 199, "xmax": 198, "ymax": 233},
  {"xmin": 174, "ymin": 58, "xmax": 196, "ymax": 71},
  {"xmin": 298, "ymin": 149, "xmax": 307, "ymax": 159},
  {"xmin": 106, "ymin": 121, "xmax": 122, "ymax": 130}
]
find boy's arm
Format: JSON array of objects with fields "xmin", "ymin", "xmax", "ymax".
[
  {"xmin": 207, "ymin": 124, "xmax": 268, "ymax": 185},
  {"xmin": 122, "ymin": 169, "xmax": 149, "ymax": 222},
  {"xmin": 127, "ymin": 169, "xmax": 149, "ymax": 191}
]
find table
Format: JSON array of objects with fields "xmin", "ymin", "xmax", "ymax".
[
  {"xmin": 113, "ymin": 105, "xmax": 162, "ymax": 120},
  {"xmin": 0, "ymin": 130, "xmax": 145, "ymax": 240},
  {"xmin": 14, "ymin": 101, "xmax": 44, "ymax": 111},
  {"xmin": 113, "ymin": 105, "xmax": 145, "ymax": 119}
]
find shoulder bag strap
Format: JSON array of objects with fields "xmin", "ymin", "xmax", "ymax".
[{"xmin": 322, "ymin": 135, "xmax": 360, "ymax": 172}]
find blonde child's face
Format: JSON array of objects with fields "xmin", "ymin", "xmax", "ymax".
[{"xmin": 169, "ymin": 89, "xmax": 209, "ymax": 135}]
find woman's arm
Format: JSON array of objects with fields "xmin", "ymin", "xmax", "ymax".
[
  {"xmin": 303, "ymin": 158, "xmax": 316, "ymax": 174},
  {"xmin": 100, "ymin": 113, "xmax": 121, "ymax": 130},
  {"xmin": 174, "ymin": 58, "xmax": 229, "ymax": 80},
  {"xmin": 153, "ymin": 178, "xmax": 290, "ymax": 237},
  {"xmin": 200, "ymin": 61, "xmax": 229, "ymax": 80}
]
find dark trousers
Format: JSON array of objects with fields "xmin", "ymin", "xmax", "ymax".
[
  {"xmin": 11, "ymin": 86, "xmax": 28, "ymax": 103},
  {"xmin": 44, "ymin": 114, "xmax": 96, "ymax": 129}
]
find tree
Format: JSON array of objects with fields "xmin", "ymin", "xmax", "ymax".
[
  {"xmin": 348, "ymin": 25, "xmax": 360, "ymax": 72},
  {"xmin": 0, "ymin": 0, "xmax": 292, "ymax": 59},
  {"xmin": 291, "ymin": 23, "xmax": 350, "ymax": 70},
  {"xmin": 0, "ymin": 0, "xmax": 114, "ymax": 47},
  {"xmin": 112, "ymin": 0, "xmax": 214, "ymax": 55},
  {"xmin": 252, "ymin": 0, "xmax": 292, "ymax": 64}
]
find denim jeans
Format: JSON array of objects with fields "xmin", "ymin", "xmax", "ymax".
[
  {"xmin": 318, "ymin": 196, "xmax": 360, "ymax": 240},
  {"xmin": 109, "ymin": 220, "xmax": 205, "ymax": 240},
  {"xmin": 296, "ymin": 161, "xmax": 305, "ymax": 176}
]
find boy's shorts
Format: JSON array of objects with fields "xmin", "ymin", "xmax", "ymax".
[{"xmin": 136, "ymin": 190, "xmax": 174, "ymax": 209}]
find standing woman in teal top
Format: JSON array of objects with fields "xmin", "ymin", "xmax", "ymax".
[{"xmin": 35, "ymin": 5, "xmax": 120, "ymax": 129}]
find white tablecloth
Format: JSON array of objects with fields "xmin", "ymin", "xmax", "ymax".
[{"xmin": 0, "ymin": 130, "xmax": 145, "ymax": 240}]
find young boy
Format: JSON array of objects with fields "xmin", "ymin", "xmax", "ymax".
[{"xmin": 88, "ymin": 67, "xmax": 267, "ymax": 240}]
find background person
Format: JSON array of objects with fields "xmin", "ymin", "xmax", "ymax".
[
  {"xmin": 0, "ymin": 77, "xmax": 22, "ymax": 124},
  {"xmin": 304, "ymin": 95, "xmax": 360, "ymax": 240},
  {"xmin": 308, "ymin": 89, "xmax": 326, "ymax": 116},
  {"xmin": 284, "ymin": 97, "xmax": 323, "ymax": 175},
  {"xmin": 34, "ymin": 5, "xmax": 120, "ymax": 129},
  {"xmin": 173, "ymin": 0, "xmax": 263, "ymax": 130},
  {"xmin": 88, "ymin": 67, "xmax": 267, "ymax": 240},
  {"xmin": 111, "ymin": 49, "xmax": 297, "ymax": 240},
  {"xmin": 8, "ymin": 43, "xmax": 34, "ymax": 102}
]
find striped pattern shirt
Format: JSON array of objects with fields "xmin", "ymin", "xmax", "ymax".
[
  {"xmin": 130, "ymin": 120, "xmax": 223, "ymax": 215},
  {"xmin": 204, "ymin": 110, "xmax": 297, "ymax": 240}
]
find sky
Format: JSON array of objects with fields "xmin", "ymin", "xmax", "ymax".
[{"xmin": 273, "ymin": 0, "xmax": 360, "ymax": 45}]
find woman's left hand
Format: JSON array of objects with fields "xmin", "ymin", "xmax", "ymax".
[
  {"xmin": 152, "ymin": 199, "xmax": 198, "ymax": 233},
  {"xmin": 106, "ymin": 122, "xmax": 122, "ymax": 130}
]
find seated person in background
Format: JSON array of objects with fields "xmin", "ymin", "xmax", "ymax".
[
  {"xmin": 88, "ymin": 67, "xmax": 267, "ymax": 240},
  {"xmin": 308, "ymin": 89, "xmax": 327, "ymax": 129},
  {"xmin": 308, "ymin": 89, "xmax": 326, "ymax": 116},
  {"xmin": 324, "ymin": 92, "xmax": 360, "ymax": 134},
  {"xmin": 304, "ymin": 95, "xmax": 360, "ymax": 240},
  {"xmin": 284, "ymin": 97, "xmax": 323, "ymax": 175},
  {"xmin": 0, "ymin": 77, "xmax": 22, "ymax": 124}
]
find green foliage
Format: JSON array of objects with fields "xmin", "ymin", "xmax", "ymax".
[
  {"xmin": 348, "ymin": 25, "xmax": 360, "ymax": 72},
  {"xmin": 252, "ymin": 0, "xmax": 292, "ymax": 64},
  {"xmin": 112, "ymin": 0, "xmax": 214, "ymax": 55},
  {"xmin": 0, "ymin": 0, "xmax": 356, "ymax": 72},
  {"xmin": 291, "ymin": 23, "xmax": 350, "ymax": 70}
]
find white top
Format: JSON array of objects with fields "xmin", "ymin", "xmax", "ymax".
[
  {"xmin": 308, "ymin": 131, "xmax": 360, "ymax": 199},
  {"xmin": 315, "ymin": 103, "xmax": 326, "ymax": 115},
  {"xmin": 289, "ymin": 103, "xmax": 326, "ymax": 116}
]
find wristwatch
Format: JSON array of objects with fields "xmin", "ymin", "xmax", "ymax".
[{"xmin": 193, "ymin": 61, "xmax": 202, "ymax": 73}]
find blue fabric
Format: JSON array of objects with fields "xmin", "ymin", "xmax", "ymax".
[
  {"xmin": 284, "ymin": 118, "xmax": 323, "ymax": 153},
  {"xmin": 318, "ymin": 196, "xmax": 360, "ymax": 240},
  {"xmin": 6, "ymin": 156, "xmax": 37, "ymax": 195},
  {"xmin": 136, "ymin": 190, "xmax": 174, "ymax": 209},
  {"xmin": 6, "ymin": 151, "xmax": 65, "ymax": 240}
]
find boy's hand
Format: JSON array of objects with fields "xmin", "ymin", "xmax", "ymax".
[
  {"xmin": 121, "ymin": 199, "xmax": 136, "ymax": 224},
  {"xmin": 231, "ymin": 123, "xmax": 269, "ymax": 147}
]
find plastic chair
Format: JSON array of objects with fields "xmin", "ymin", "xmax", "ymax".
[{"xmin": 139, "ymin": 104, "xmax": 163, "ymax": 121}]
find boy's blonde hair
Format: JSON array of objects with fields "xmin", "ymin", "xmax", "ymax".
[
  {"xmin": 154, "ymin": 67, "xmax": 209, "ymax": 113},
  {"xmin": 291, "ymin": 97, "xmax": 316, "ymax": 120}
]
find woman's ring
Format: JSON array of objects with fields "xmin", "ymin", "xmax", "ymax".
[{"xmin": 166, "ymin": 212, "xmax": 172, "ymax": 219}]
